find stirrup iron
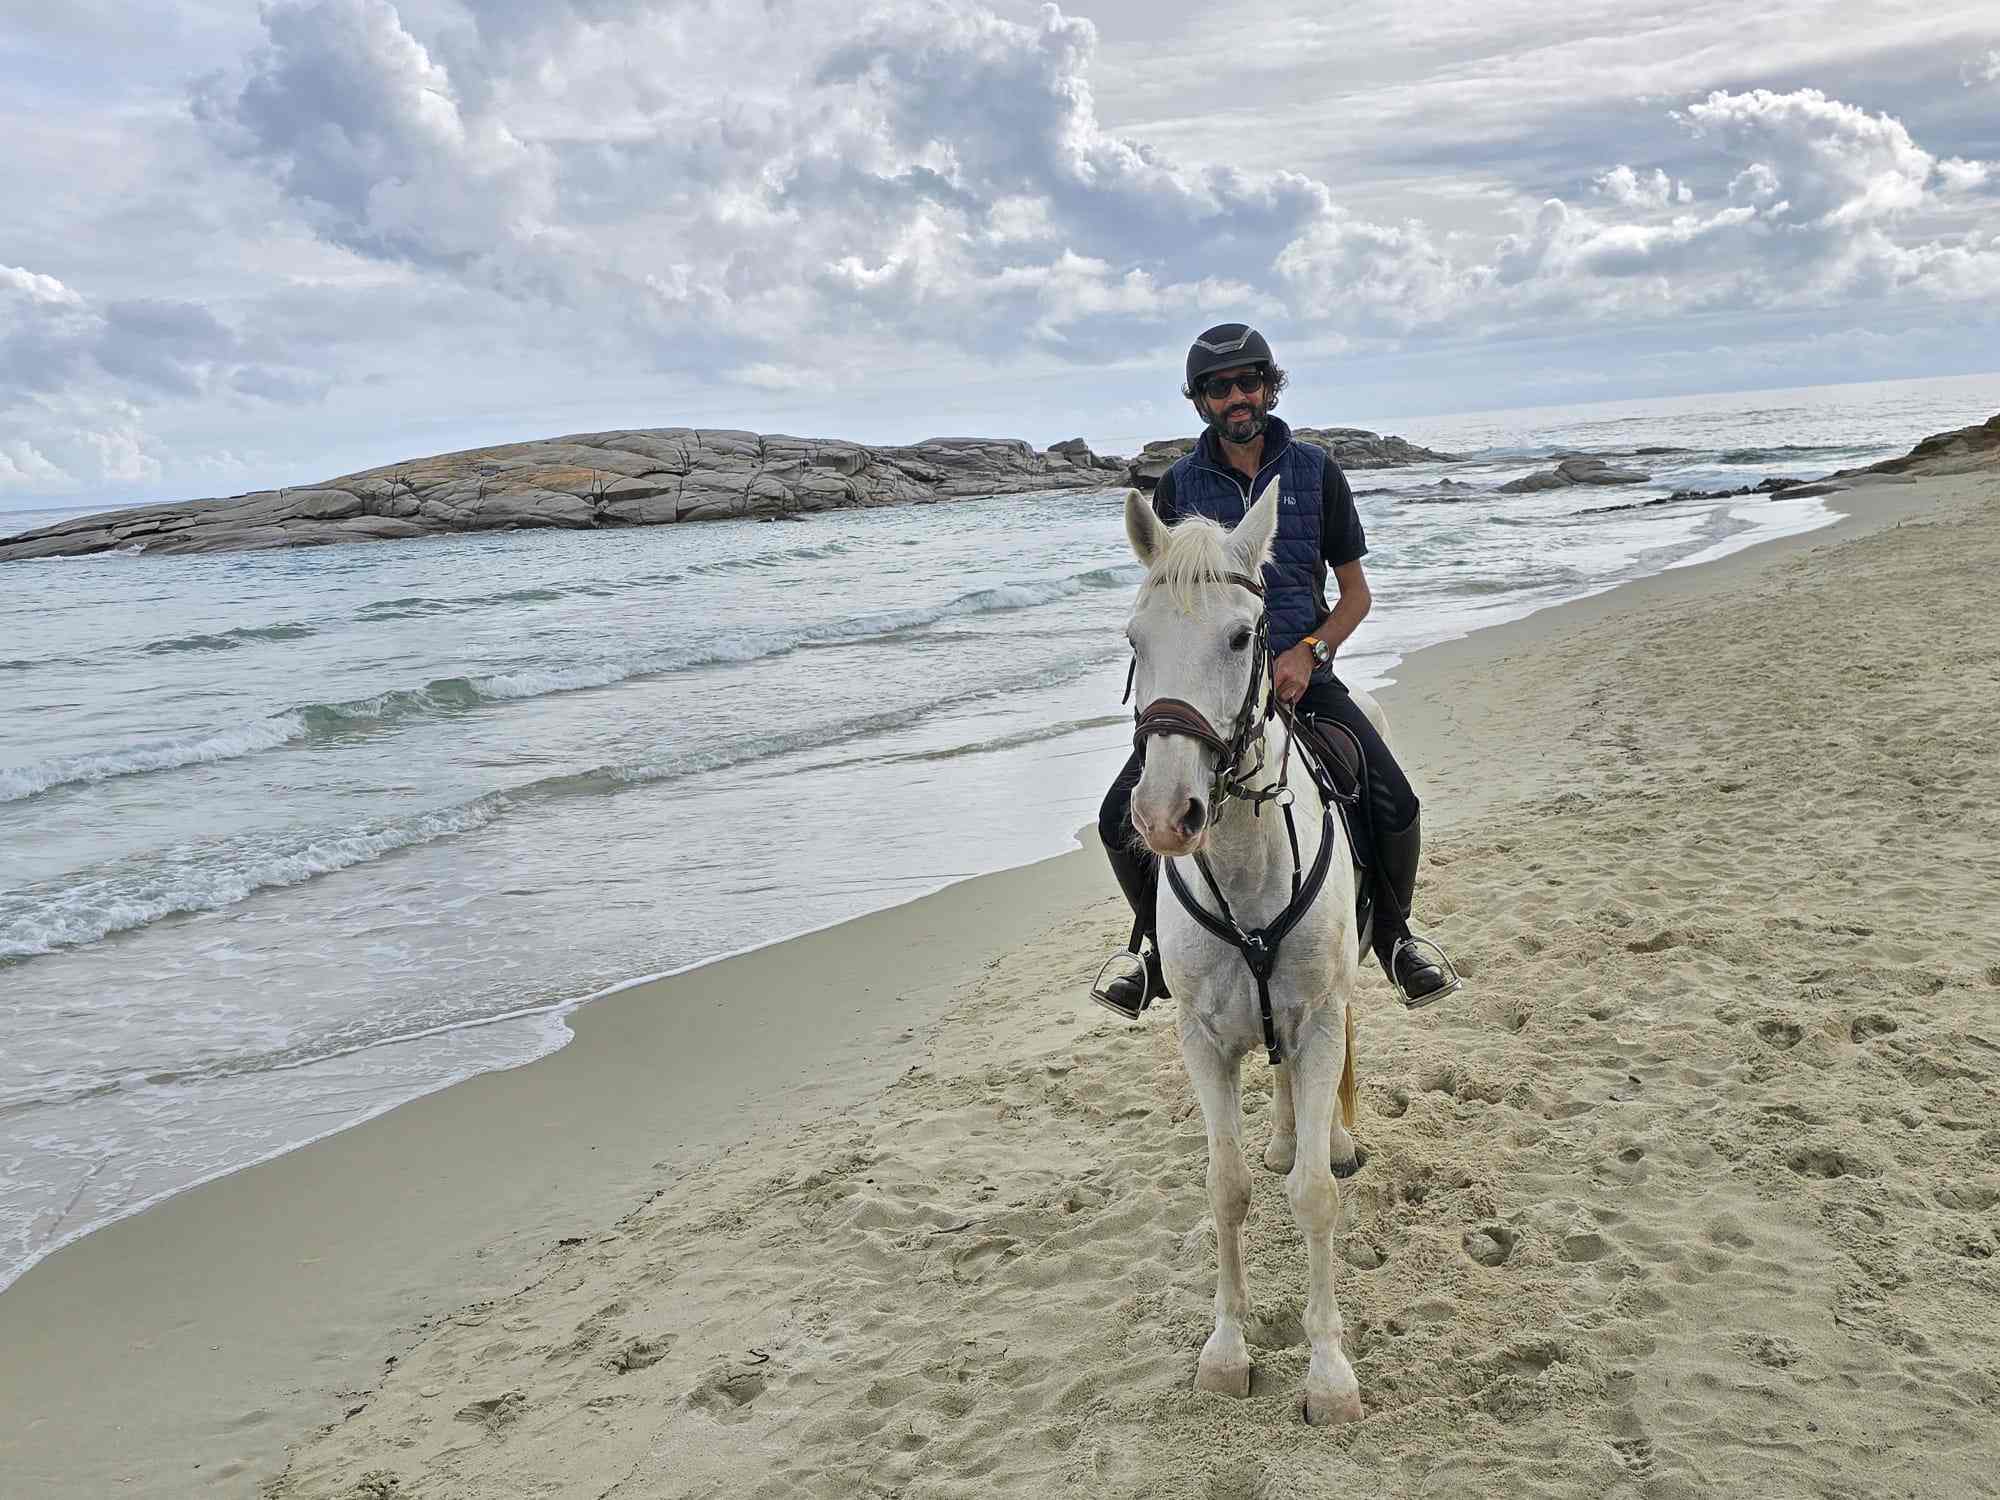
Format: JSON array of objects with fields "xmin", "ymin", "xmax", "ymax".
[
  {"xmin": 1089, "ymin": 949, "xmax": 1152, "ymax": 1021},
  {"xmin": 1392, "ymin": 934, "xmax": 1463, "ymax": 1008}
]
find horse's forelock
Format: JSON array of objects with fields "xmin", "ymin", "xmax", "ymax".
[{"xmin": 1141, "ymin": 516, "xmax": 1239, "ymax": 616}]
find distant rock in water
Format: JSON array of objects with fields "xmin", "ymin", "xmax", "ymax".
[
  {"xmin": 0, "ymin": 428, "xmax": 1125, "ymax": 562},
  {"xmin": 1121, "ymin": 426, "xmax": 1458, "ymax": 491},
  {"xmin": 1498, "ymin": 457, "xmax": 1650, "ymax": 493},
  {"xmin": 1046, "ymin": 437, "xmax": 1125, "ymax": 471},
  {"xmin": 1582, "ymin": 477, "xmax": 1802, "ymax": 514}
]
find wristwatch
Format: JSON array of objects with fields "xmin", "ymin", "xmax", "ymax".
[{"xmin": 1303, "ymin": 635, "xmax": 1331, "ymax": 667}]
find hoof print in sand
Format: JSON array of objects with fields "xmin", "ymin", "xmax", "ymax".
[
  {"xmin": 1741, "ymin": 1333, "xmax": 1803, "ymax": 1369},
  {"xmin": 688, "ymin": 1366, "xmax": 769, "ymax": 1424},
  {"xmin": 1463, "ymin": 1223, "xmax": 1518, "ymax": 1267},
  {"xmin": 950, "ymin": 1235, "xmax": 1023, "ymax": 1284},
  {"xmin": 1754, "ymin": 1018, "xmax": 1803, "ymax": 1049},
  {"xmin": 604, "ymin": 1334, "xmax": 677, "ymax": 1374},
  {"xmin": 1787, "ymin": 1147, "xmax": 1878, "ymax": 1180},
  {"xmin": 452, "ymin": 1390, "xmax": 526, "ymax": 1434},
  {"xmin": 1849, "ymin": 1013, "xmax": 1898, "ymax": 1043}
]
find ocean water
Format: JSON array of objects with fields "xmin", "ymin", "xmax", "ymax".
[{"xmin": 2, "ymin": 371, "xmax": 1995, "ymax": 1289}]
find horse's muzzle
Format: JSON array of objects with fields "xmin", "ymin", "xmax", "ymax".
[{"xmin": 1133, "ymin": 794, "xmax": 1208, "ymax": 857}]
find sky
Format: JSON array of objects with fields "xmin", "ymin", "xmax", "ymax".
[{"xmin": 1, "ymin": 0, "xmax": 1997, "ymax": 512}]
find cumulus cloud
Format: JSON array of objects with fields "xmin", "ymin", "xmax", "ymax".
[
  {"xmin": 194, "ymin": 6, "xmax": 2000, "ymax": 371},
  {"xmin": 1964, "ymin": 48, "xmax": 2000, "ymax": 85},
  {"xmin": 0, "ymin": 262, "xmax": 329, "ymax": 497},
  {"xmin": 8, "ymin": 3, "xmax": 2000, "ymax": 509},
  {"xmin": 1594, "ymin": 166, "xmax": 1693, "ymax": 208},
  {"xmin": 0, "ymin": 440, "xmax": 72, "ymax": 494}
]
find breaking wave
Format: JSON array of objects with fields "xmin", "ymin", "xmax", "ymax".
[{"xmin": 0, "ymin": 648, "xmax": 1122, "ymax": 962}]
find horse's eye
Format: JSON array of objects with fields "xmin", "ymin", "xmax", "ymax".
[{"xmin": 1229, "ymin": 628, "xmax": 1251, "ymax": 651}]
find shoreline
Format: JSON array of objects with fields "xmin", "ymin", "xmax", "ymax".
[
  {"xmin": 0, "ymin": 478, "xmax": 1849, "ymax": 1296},
  {"xmin": 0, "ymin": 467, "xmax": 1986, "ymax": 1494}
]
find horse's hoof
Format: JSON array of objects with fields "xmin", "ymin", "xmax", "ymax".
[
  {"xmin": 1263, "ymin": 1135, "xmax": 1297, "ymax": 1174},
  {"xmin": 1195, "ymin": 1358, "xmax": 1252, "ymax": 1399},
  {"xmin": 1301, "ymin": 1384, "xmax": 1363, "ymax": 1426},
  {"xmin": 1332, "ymin": 1150, "xmax": 1362, "ymax": 1180}
]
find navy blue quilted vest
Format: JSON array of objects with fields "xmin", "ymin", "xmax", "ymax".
[{"xmin": 1163, "ymin": 415, "xmax": 1327, "ymax": 659}]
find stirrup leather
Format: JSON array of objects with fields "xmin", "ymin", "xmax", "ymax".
[
  {"xmin": 1089, "ymin": 949, "xmax": 1152, "ymax": 1020},
  {"xmin": 1391, "ymin": 934, "xmax": 1463, "ymax": 1007}
]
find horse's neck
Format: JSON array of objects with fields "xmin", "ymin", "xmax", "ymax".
[{"xmin": 1199, "ymin": 717, "xmax": 1327, "ymax": 900}]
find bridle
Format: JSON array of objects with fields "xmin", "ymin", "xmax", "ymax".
[
  {"xmin": 1126, "ymin": 571, "xmax": 1276, "ymax": 818},
  {"xmin": 1122, "ymin": 569, "xmax": 1343, "ymax": 1065}
]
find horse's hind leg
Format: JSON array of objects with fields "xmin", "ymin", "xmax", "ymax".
[
  {"xmin": 1267, "ymin": 1044, "xmax": 1358, "ymax": 1176},
  {"xmin": 1287, "ymin": 1007, "xmax": 1364, "ymax": 1425},
  {"xmin": 1263, "ymin": 1061, "xmax": 1297, "ymax": 1173},
  {"xmin": 1180, "ymin": 1017, "xmax": 1254, "ymax": 1398}
]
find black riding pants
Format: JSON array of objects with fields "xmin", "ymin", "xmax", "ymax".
[{"xmin": 1097, "ymin": 678, "xmax": 1418, "ymax": 938}]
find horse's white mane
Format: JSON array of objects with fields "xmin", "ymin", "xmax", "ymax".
[{"xmin": 1142, "ymin": 515, "xmax": 1240, "ymax": 616}]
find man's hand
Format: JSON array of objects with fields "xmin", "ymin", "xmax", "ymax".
[{"xmin": 1272, "ymin": 641, "xmax": 1316, "ymax": 705}]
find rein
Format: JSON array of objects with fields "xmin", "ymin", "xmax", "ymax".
[{"xmin": 1125, "ymin": 570, "xmax": 1343, "ymax": 1064}]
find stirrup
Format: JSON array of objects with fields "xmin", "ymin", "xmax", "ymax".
[
  {"xmin": 1089, "ymin": 949, "xmax": 1152, "ymax": 1021},
  {"xmin": 1391, "ymin": 934, "xmax": 1463, "ymax": 1008}
]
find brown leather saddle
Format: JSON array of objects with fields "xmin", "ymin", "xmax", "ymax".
[{"xmin": 1283, "ymin": 708, "xmax": 1377, "ymax": 959}]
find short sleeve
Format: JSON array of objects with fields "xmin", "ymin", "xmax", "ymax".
[{"xmin": 1322, "ymin": 453, "xmax": 1367, "ymax": 567}]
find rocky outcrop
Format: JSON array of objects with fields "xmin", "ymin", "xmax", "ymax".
[
  {"xmin": 1121, "ymin": 427, "xmax": 1458, "ymax": 492},
  {"xmin": 1046, "ymin": 437, "xmax": 1124, "ymax": 471},
  {"xmin": 0, "ymin": 429, "xmax": 1122, "ymax": 562},
  {"xmin": 1853, "ymin": 413, "xmax": 2000, "ymax": 478},
  {"xmin": 1497, "ymin": 457, "xmax": 1650, "ymax": 493}
]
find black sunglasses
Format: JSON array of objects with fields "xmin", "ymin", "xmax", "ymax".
[{"xmin": 1197, "ymin": 370, "xmax": 1266, "ymax": 400}]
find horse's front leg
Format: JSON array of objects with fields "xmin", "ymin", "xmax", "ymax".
[
  {"xmin": 1287, "ymin": 1005, "xmax": 1363, "ymax": 1425},
  {"xmin": 1180, "ymin": 1014, "xmax": 1253, "ymax": 1398}
]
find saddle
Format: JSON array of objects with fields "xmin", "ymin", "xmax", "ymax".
[{"xmin": 1283, "ymin": 708, "xmax": 1377, "ymax": 960}]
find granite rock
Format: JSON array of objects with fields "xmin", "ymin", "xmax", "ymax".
[
  {"xmin": 1853, "ymin": 413, "xmax": 2000, "ymax": 478},
  {"xmin": 1120, "ymin": 427, "xmax": 1458, "ymax": 492},
  {"xmin": 1498, "ymin": 457, "xmax": 1650, "ymax": 493},
  {"xmin": 0, "ymin": 428, "xmax": 1121, "ymax": 562}
]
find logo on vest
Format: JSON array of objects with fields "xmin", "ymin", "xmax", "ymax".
[{"xmin": 1279, "ymin": 489, "xmax": 1296, "ymax": 508}]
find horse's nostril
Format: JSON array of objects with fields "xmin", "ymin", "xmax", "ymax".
[{"xmin": 1180, "ymin": 797, "xmax": 1207, "ymax": 835}]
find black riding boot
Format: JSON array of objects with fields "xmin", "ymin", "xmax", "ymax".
[
  {"xmin": 1372, "ymin": 812, "xmax": 1460, "ymax": 1007},
  {"xmin": 1095, "ymin": 838, "xmax": 1170, "ymax": 1020}
]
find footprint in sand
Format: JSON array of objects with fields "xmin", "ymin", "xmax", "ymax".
[
  {"xmin": 687, "ymin": 1366, "xmax": 769, "ymax": 1425},
  {"xmin": 604, "ymin": 1334, "xmax": 676, "ymax": 1374},
  {"xmin": 1559, "ymin": 1231, "xmax": 1611, "ymax": 1263},
  {"xmin": 452, "ymin": 1390, "xmax": 526, "ymax": 1434},
  {"xmin": 1786, "ymin": 1147, "xmax": 1879, "ymax": 1180},
  {"xmin": 1849, "ymin": 1013, "xmax": 1899, "ymax": 1042},
  {"xmin": 1754, "ymin": 1019, "xmax": 1803, "ymax": 1049},
  {"xmin": 950, "ymin": 1235, "xmax": 1022, "ymax": 1284},
  {"xmin": 1463, "ymin": 1223, "xmax": 1518, "ymax": 1267}
]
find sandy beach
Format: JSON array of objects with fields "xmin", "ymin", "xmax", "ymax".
[{"xmin": 4, "ymin": 460, "xmax": 1997, "ymax": 1497}]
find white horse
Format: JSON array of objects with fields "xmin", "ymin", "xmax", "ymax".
[{"xmin": 1122, "ymin": 477, "xmax": 1385, "ymax": 1426}]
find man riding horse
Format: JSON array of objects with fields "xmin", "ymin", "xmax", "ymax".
[{"xmin": 1095, "ymin": 322, "xmax": 1459, "ymax": 1017}]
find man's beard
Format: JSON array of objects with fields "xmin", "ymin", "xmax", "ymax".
[{"xmin": 1207, "ymin": 398, "xmax": 1268, "ymax": 444}]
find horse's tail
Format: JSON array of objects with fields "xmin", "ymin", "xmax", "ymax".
[{"xmin": 1338, "ymin": 1001, "xmax": 1358, "ymax": 1130}]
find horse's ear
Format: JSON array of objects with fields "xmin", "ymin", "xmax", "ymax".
[
  {"xmin": 1230, "ymin": 473, "xmax": 1280, "ymax": 576},
  {"xmin": 1124, "ymin": 488, "xmax": 1165, "ymax": 568}
]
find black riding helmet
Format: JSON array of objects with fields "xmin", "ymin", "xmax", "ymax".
[{"xmin": 1185, "ymin": 323, "xmax": 1274, "ymax": 392}]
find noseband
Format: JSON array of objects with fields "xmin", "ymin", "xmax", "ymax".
[{"xmin": 1128, "ymin": 571, "xmax": 1272, "ymax": 815}]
